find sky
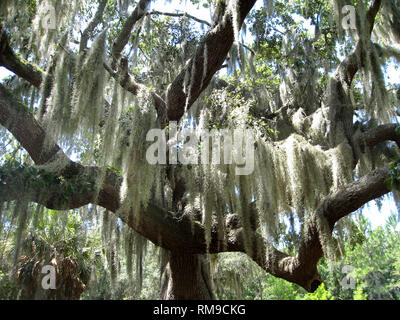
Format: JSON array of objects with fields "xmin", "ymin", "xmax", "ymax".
[
  {"xmin": 363, "ymin": 196, "xmax": 399, "ymax": 229},
  {"xmin": 1, "ymin": 0, "xmax": 399, "ymax": 229}
]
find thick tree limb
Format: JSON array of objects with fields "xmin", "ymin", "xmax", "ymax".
[
  {"xmin": 0, "ymin": 80, "xmax": 207, "ymax": 257},
  {"xmin": 0, "ymin": 84, "xmax": 59, "ymax": 164},
  {"xmin": 166, "ymin": 0, "xmax": 257, "ymax": 121},
  {"xmin": 0, "ymin": 25, "xmax": 43, "ymax": 88},
  {"xmin": 0, "ymin": 163, "xmax": 119, "ymax": 211},
  {"xmin": 0, "ymin": 159, "xmax": 211, "ymax": 256},
  {"xmin": 361, "ymin": 123, "xmax": 400, "ymax": 149},
  {"xmin": 229, "ymin": 166, "xmax": 391, "ymax": 292},
  {"xmin": 324, "ymin": 166, "xmax": 390, "ymax": 224}
]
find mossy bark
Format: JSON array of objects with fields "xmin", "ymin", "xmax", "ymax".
[{"xmin": 161, "ymin": 252, "xmax": 215, "ymax": 300}]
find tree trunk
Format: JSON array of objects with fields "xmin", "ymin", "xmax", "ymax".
[{"xmin": 160, "ymin": 252, "xmax": 215, "ymax": 300}]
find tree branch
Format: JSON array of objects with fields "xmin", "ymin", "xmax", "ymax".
[
  {"xmin": 147, "ymin": 10, "xmax": 212, "ymax": 27},
  {"xmin": 384, "ymin": 1, "xmax": 400, "ymax": 43},
  {"xmin": 361, "ymin": 123, "xmax": 400, "ymax": 149},
  {"xmin": 166, "ymin": 0, "xmax": 257, "ymax": 122},
  {"xmin": 148, "ymin": 10, "xmax": 255, "ymax": 55},
  {"xmin": 79, "ymin": 0, "xmax": 108, "ymax": 53},
  {"xmin": 0, "ymin": 84, "xmax": 59, "ymax": 164},
  {"xmin": 111, "ymin": 0, "xmax": 151, "ymax": 62},
  {"xmin": 228, "ymin": 166, "xmax": 391, "ymax": 292},
  {"xmin": 0, "ymin": 82, "xmax": 207, "ymax": 257},
  {"xmin": 0, "ymin": 25, "xmax": 44, "ymax": 88},
  {"xmin": 334, "ymin": 0, "xmax": 382, "ymax": 87},
  {"xmin": 324, "ymin": 166, "xmax": 390, "ymax": 224},
  {"xmin": 103, "ymin": 61, "xmax": 168, "ymax": 126}
]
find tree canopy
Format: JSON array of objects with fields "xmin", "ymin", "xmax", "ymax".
[{"xmin": 0, "ymin": 0, "xmax": 400, "ymax": 300}]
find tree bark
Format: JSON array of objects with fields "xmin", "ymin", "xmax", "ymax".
[{"xmin": 161, "ymin": 252, "xmax": 215, "ymax": 300}]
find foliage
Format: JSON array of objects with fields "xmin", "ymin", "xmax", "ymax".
[
  {"xmin": 0, "ymin": 159, "xmax": 96, "ymax": 201},
  {"xmin": 387, "ymin": 155, "xmax": 400, "ymax": 191},
  {"xmin": 302, "ymin": 283, "xmax": 334, "ymax": 300}
]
